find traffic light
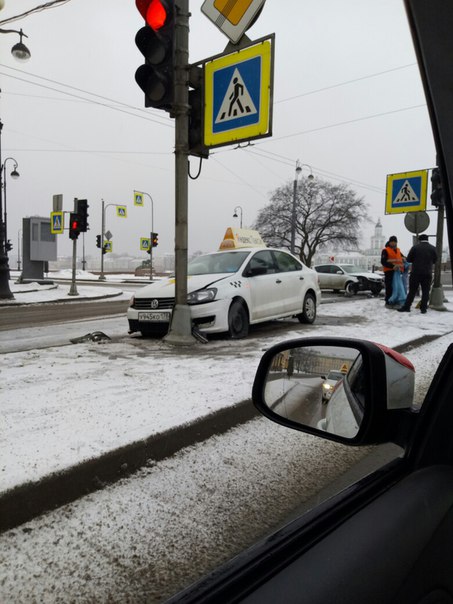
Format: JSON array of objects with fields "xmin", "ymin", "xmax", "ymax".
[
  {"xmin": 146, "ymin": 247, "xmax": 151, "ymax": 255},
  {"xmin": 69, "ymin": 213, "xmax": 80, "ymax": 240},
  {"xmin": 5, "ymin": 240, "xmax": 12, "ymax": 252},
  {"xmin": 96, "ymin": 235, "xmax": 102, "ymax": 248},
  {"xmin": 188, "ymin": 65, "xmax": 209, "ymax": 158},
  {"xmin": 152, "ymin": 232, "xmax": 159, "ymax": 247},
  {"xmin": 76, "ymin": 199, "xmax": 89, "ymax": 232},
  {"xmin": 135, "ymin": 0, "xmax": 176, "ymax": 112},
  {"xmin": 430, "ymin": 167, "xmax": 444, "ymax": 207},
  {"xmin": 102, "ymin": 244, "xmax": 108, "ymax": 255}
]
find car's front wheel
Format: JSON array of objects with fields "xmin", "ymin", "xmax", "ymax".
[
  {"xmin": 345, "ymin": 281, "xmax": 358, "ymax": 295},
  {"xmin": 297, "ymin": 292, "xmax": 317, "ymax": 324},
  {"xmin": 228, "ymin": 300, "xmax": 249, "ymax": 338}
]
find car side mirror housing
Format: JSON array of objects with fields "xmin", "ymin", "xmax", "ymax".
[{"xmin": 252, "ymin": 337, "xmax": 416, "ymax": 446}]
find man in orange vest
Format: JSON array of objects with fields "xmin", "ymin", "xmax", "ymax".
[{"xmin": 381, "ymin": 235, "xmax": 404, "ymax": 307}]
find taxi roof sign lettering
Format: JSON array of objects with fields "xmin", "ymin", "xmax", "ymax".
[{"xmin": 219, "ymin": 227, "xmax": 266, "ymax": 250}]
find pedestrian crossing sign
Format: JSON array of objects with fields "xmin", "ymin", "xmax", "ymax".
[
  {"xmin": 140, "ymin": 237, "xmax": 151, "ymax": 251},
  {"xmin": 385, "ymin": 169, "xmax": 428, "ymax": 214},
  {"xmin": 204, "ymin": 36, "xmax": 274, "ymax": 148},
  {"xmin": 50, "ymin": 211, "xmax": 64, "ymax": 234},
  {"xmin": 116, "ymin": 206, "xmax": 127, "ymax": 218},
  {"xmin": 134, "ymin": 192, "xmax": 144, "ymax": 207},
  {"xmin": 104, "ymin": 241, "xmax": 113, "ymax": 253}
]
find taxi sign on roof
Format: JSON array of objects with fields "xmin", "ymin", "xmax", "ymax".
[{"xmin": 219, "ymin": 227, "xmax": 266, "ymax": 250}]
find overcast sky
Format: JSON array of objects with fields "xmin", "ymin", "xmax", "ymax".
[{"xmin": 0, "ymin": 0, "xmax": 436, "ymax": 261}]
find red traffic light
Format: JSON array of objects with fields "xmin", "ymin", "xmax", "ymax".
[{"xmin": 136, "ymin": 0, "xmax": 169, "ymax": 30}]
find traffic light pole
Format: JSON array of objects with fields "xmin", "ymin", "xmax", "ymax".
[
  {"xmin": 68, "ymin": 237, "xmax": 79, "ymax": 296},
  {"xmin": 164, "ymin": 0, "xmax": 197, "ymax": 345},
  {"xmin": 99, "ymin": 199, "xmax": 106, "ymax": 281},
  {"xmin": 430, "ymin": 202, "xmax": 447, "ymax": 310}
]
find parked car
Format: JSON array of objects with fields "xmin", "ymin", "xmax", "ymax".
[
  {"xmin": 127, "ymin": 247, "xmax": 321, "ymax": 339},
  {"xmin": 314, "ymin": 264, "xmax": 359, "ymax": 294},
  {"xmin": 315, "ymin": 263, "xmax": 383, "ymax": 295}
]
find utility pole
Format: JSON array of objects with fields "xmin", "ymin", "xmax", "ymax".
[
  {"xmin": 430, "ymin": 202, "xmax": 447, "ymax": 310},
  {"xmin": 164, "ymin": 0, "xmax": 197, "ymax": 345}
]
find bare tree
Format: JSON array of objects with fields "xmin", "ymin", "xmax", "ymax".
[{"xmin": 253, "ymin": 178, "xmax": 370, "ymax": 266}]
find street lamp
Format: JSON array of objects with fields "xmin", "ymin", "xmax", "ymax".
[
  {"xmin": 0, "ymin": 28, "xmax": 31, "ymax": 61},
  {"xmin": 290, "ymin": 160, "xmax": 314, "ymax": 255},
  {"xmin": 0, "ymin": 120, "xmax": 13, "ymax": 298},
  {"xmin": 2, "ymin": 157, "xmax": 19, "ymax": 249},
  {"xmin": 233, "ymin": 206, "xmax": 243, "ymax": 228}
]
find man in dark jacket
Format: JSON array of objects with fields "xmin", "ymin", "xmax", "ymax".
[{"xmin": 398, "ymin": 234, "xmax": 438, "ymax": 313}]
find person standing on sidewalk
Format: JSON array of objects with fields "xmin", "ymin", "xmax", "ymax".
[
  {"xmin": 398, "ymin": 234, "xmax": 438, "ymax": 314},
  {"xmin": 381, "ymin": 236, "xmax": 404, "ymax": 307}
]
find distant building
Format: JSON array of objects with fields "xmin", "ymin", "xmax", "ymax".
[{"xmin": 313, "ymin": 219, "xmax": 387, "ymax": 271}]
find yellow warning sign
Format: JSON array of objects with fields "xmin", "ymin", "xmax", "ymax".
[
  {"xmin": 201, "ymin": 0, "xmax": 266, "ymax": 44},
  {"xmin": 340, "ymin": 363, "xmax": 349, "ymax": 374}
]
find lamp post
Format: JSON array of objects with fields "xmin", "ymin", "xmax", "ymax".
[
  {"xmin": 134, "ymin": 190, "xmax": 154, "ymax": 281},
  {"xmin": 0, "ymin": 28, "xmax": 31, "ymax": 61},
  {"xmin": 99, "ymin": 200, "xmax": 127, "ymax": 281},
  {"xmin": 233, "ymin": 206, "xmax": 243, "ymax": 228},
  {"xmin": 0, "ymin": 120, "xmax": 13, "ymax": 298},
  {"xmin": 2, "ymin": 157, "xmax": 19, "ymax": 249},
  {"xmin": 290, "ymin": 160, "xmax": 314, "ymax": 255}
]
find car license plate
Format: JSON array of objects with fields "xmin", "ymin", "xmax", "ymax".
[{"xmin": 138, "ymin": 312, "xmax": 171, "ymax": 322}]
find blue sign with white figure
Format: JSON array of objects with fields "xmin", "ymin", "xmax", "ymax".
[{"xmin": 212, "ymin": 56, "xmax": 261, "ymax": 134}]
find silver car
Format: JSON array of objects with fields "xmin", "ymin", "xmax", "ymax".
[{"xmin": 314, "ymin": 264, "xmax": 383, "ymax": 295}]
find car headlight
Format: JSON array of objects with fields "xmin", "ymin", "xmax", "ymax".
[
  {"xmin": 129, "ymin": 295, "xmax": 135, "ymax": 308},
  {"xmin": 323, "ymin": 383, "xmax": 333, "ymax": 391},
  {"xmin": 187, "ymin": 288, "xmax": 218, "ymax": 305}
]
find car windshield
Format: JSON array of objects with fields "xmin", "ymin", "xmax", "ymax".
[
  {"xmin": 188, "ymin": 251, "xmax": 250, "ymax": 275},
  {"xmin": 339, "ymin": 265, "xmax": 364, "ymax": 274},
  {"xmin": 327, "ymin": 370, "xmax": 344, "ymax": 381}
]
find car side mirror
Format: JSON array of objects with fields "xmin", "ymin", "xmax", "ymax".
[
  {"xmin": 336, "ymin": 270, "xmax": 343, "ymax": 274},
  {"xmin": 252, "ymin": 337, "xmax": 416, "ymax": 446}
]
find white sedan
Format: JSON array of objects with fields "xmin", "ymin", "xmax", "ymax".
[{"xmin": 127, "ymin": 247, "xmax": 321, "ymax": 338}]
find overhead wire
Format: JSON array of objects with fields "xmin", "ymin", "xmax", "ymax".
[{"xmin": 0, "ymin": 0, "xmax": 73, "ymax": 26}]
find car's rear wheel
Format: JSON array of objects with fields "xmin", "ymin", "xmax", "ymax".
[
  {"xmin": 345, "ymin": 281, "xmax": 358, "ymax": 295},
  {"xmin": 298, "ymin": 292, "xmax": 317, "ymax": 324},
  {"xmin": 228, "ymin": 300, "xmax": 249, "ymax": 339}
]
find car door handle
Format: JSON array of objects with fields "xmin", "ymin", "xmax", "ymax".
[
  {"xmin": 299, "ymin": 276, "xmax": 304, "ymax": 280},
  {"xmin": 276, "ymin": 279, "xmax": 282, "ymax": 284}
]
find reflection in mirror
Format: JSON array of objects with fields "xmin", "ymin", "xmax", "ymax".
[{"xmin": 264, "ymin": 345, "xmax": 365, "ymax": 439}]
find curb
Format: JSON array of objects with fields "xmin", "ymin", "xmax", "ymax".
[
  {"xmin": 0, "ymin": 399, "xmax": 259, "ymax": 533},
  {"xmin": 0, "ymin": 290, "xmax": 125, "ymax": 307}
]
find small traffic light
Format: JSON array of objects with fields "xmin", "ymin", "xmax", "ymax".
[
  {"xmin": 135, "ymin": 0, "xmax": 175, "ymax": 111},
  {"xmin": 146, "ymin": 247, "xmax": 151, "ymax": 255},
  {"xmin": 430, "ymin": 167, "xmax": 444, "ymax": 207},
  {"xmin": 152, "ymin": 232, "xmax": 159, "ymax": 247},
  {"xmin": 102, "ymin": 244, "xmax": 108, "ymax": 255},
  {"xmin": 188, "ymin": 65, "xmax": 209, "ymax": 158},
  {"xmin": 69, "ymin": 213, "xmax": 80, "ymax": 240},
  {"xmin": 96, "ymin": 235, "xmax": 102, "ymax": 248},
  {"xmin": 5, "ymin": 240, "xmax": 13, "ymax": 252},
  {"xmin": 76, "ymin": 199, "xmax": 89, "ymax": 232}
]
